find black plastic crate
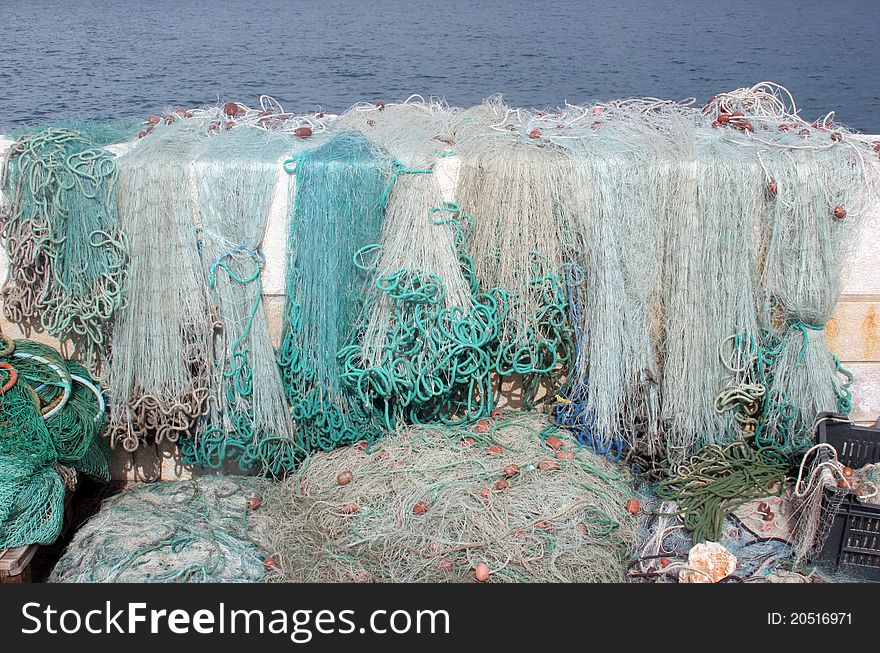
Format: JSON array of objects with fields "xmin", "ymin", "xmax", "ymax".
[{"xmin": 814, "ymin": 413, "xmax": 880, "ymax": 581}]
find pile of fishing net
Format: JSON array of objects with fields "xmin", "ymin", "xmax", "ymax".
[
  {"xmin": 51, "ymin": 475, "xmax": 270, "ymax": 583},
  {"xmin": 264, "ymin": 412, "xmax": 637, "ymax": 583},
  {"xmin": 0, "ymin": 335, "xmax": 108, "ymax": 548},
  {"xmin": 0, "ymin": 125, "xmax": 129, "ymax": 375}
]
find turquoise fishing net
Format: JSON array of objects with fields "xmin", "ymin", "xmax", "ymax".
[
  {"xmin": 276, "ymin": 132, "xmax": 389, "ymax": 455},
  {"xmin": 0, "ymin": 338, "xmax": 109, "ymax": 548},
  {"xmin": 0, "ymin": 128, "xmax": 128, "ymax": 375},
  {"xmin": 339, "ymin": 202, "xmax": 506, "ymax": 427}
]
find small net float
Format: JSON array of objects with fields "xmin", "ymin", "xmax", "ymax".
[
  {"xmin": 247, "ymin": 496, "xmax": 262, "ymax": 510},
  {"xmin": 545, "ymin": 435, "xmax": 563, "ymax": 450},
  {"xmin": 842, "ymin": 466, "xmax": 854, "ymax": 478},
  {"xmin": 592, "ymin": 106, "xmax": 603, "ymax": 115},
  {"xmin": 494, "ymin": 478, "xmax": 509, "ymax": 491},
  {"xmin": 778, "ymin": 124, "xmax": 789, "ymax": 132},
  {"xmin": 355, "ymin": 440, "xmax": 368, "ymax": 452},
  {"xmin": 263, "ymin": 556, "xmax": 278, "ymax": 572},
  {"xmin": 341, "ymin": 503, "xmax": 359, "ymax": 514},
  {"xmin": 490, "ymin": 408, "xmax": 503, "ymax": 420},
  {"xmin": 529, "ymin": 129, "xmax": 542, "ymax": 139},
  {"xmin": 658, "ymin": 557, "xmax": 670, "ymax": 568},
  {"xmin": 555, "ymin": 450, "xmax": 574, "ymax": 461},
  {"xmin": 833, "ymin": 205, "xmax": 847, "ymax": 221},
  {"xmin": 625, "ymin": 499, "xmax": 640, "ymax": 515},
  {"xmin": 337, "ymin": 470, "xmax": 353, "ymax": 486},
  {"xmin": 503, "ymin": 464, "xmax": 520, "ymax": 478},
  {"xmin": 367, "ymin": 119, "xmax": 376, "ymax": 127},
  {"xmin": 474, "ymin": 563, "xmax": 490, "ymax": 582},
  {"xmin": 294, "ymin": 126, "xmax": 313, "ymax": 139},
  {"xmin": 146, "ymin": 115, "xmax": 160, "ymax": 125},
  {"xmin": 831, "ymin": 132, "xmax": 842, "ymax": 142},
  {"xmin": 438, "ymin": 559, "xmax": 453, "ymax": 573},
  {"xmin": 223, "ymin": 101, "xmax": 244, "ymax": 117},
  {"xmin": 538, "ymin": 459, "xmax": 559, "ymax": 472},
  {"xmin": 376, "ymin": 102, "xmax": 386, "ymax": 111},
  {"xmin": 413, "ymin": 500, "xmax": 429, "ymax": 515},
  {"xmin": 535, "ymin": 520, "xmax": 551, "ymax": 531},
  {"xmin": 836, "ymin": 478, "xmax": 853, "ymax": 489},
  {"xmin": 487, "ymin": 444, "xmax": 503, "ymax": 455},
  {"xmin": 474, "ymin": 418, "xmax": 490, "ymax": 433},
  {"xmin": 717, "ymin": 113, "xmax": 731, "ymax": 124},
  {"xmin": 480, "ymin": 487, "xmax": 490, "ymax": 499},
  {"xmin": 462, "ymin": 436, "xmax": 475, "ymax": 446},
  {"xmin": 768, "ymin": 180, "xmax": 778, "ymax": 196}
]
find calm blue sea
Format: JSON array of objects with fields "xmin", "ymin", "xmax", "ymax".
[{"xmin": 1, "ymin": 0, "xmax": 878, "ymax": 131}]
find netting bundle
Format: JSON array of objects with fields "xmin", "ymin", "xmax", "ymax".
[
  {"xmin": 51, "ymin": 476, "xmax": 270, "ymax": 583},
  {"xmin": 265, "ymin": 413, "xmax": 637, "ymax": 583},
  {"xmin": 453, "ymin": 100, "xmax": 574, "ymax": 405},
  {"xmin": 759, "ymin": 145, "xmax": 874, "ymax": 452},
  {"xmin": 0, "ymin": 127, "xmax": 128, "ymax": 374},
  {"xmin": 336, "ymin": 98, "xmax": 505, "ymax": 427},
  {"xmin": 553, "ymin": 100, "xmax": 685, "ymax": 461},
  {"xmin": 105, "ymin": 117, "xmax": 214, "ymax": 451},
  {"xmin": 180, "ymin": 126, "xmax": 300, "ymax": 474},
  {"xmin": 0, "ymin": 336, "xmax": 107, "ymax": 548},
  {"xmin": 276, "ymin": 131, "xmax": 390, "ymax": 456}
]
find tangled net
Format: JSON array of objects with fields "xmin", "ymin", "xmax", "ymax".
[
  {"xmin": 276, "ymin": 131, "xmax": 389, "ymax": 457},
  {"xmin": 265, "ymin": 412, "xmax": 637, "ymax": 583},
  {"xmin": 0, "ymin": 127, "xmax": 128, "ymax": 375},
  {"xmin": 105, "ymin": 117, "xmax": 214, "ymax": 451},
  {"xmin": 51, "ymin": 476, "xmax": 270, "ymax": 582},
  {"xmin": 336, "ymin": 98, "xmax": 506, "ymax": 426},
  {"xmin": 655, "ymin": 441, "xmax": 788, "ymax": 543},
  {"xmin": 136, "ymin": 95, "xmax": 331, "ymax": 140},
  {"xmin": 452, "ymin": 100, "xmax": 574, "ymax": 405},
  {"xmin": 179, "ymin": 126, "xmax": 300, "ymax": 474},
  {"xmin": 0, "ymin": 335, "xmax": 107, "ymax": 548}
]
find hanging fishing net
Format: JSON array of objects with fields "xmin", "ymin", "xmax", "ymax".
[
  {"xmin": 265, "ymin": 412, "xmax": 637, "ymax": 583},
  {"xmin": 0, "ymin": 127, "xmax": 128, "ymax": 374},
  {"xmin": 106, "ymin": 98, "xmax": 329, "ymax": 457},
  {"xmin": 452, "ymin": 99, "xmax": 574, "ymax": 407},
  {"xmin": 276, "ymin": 131, "xmax": 389, "ymax": 456},
  {"xmin": 105, "ymin": 117, "xmax": 215, "ymax": 452},
  {"xmin": 179, "ymin": 126, "xmax": 300, "ymax": 474},
  {"xmin": 336, "ymin": 98, "xmax": 506, "ymax": 429},
  {"xmin": 50, "ymin": 476, "xmax": 270, "ymax": 582}
]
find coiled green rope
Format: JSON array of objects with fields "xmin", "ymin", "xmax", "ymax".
[{"xmin": 655, "ymin": 441, "xmax": 788, "ymax": 543}]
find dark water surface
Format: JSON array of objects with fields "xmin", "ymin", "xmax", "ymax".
[{"xmin": 1, "ymin": 0, "xmax": 878, "ymax": 131}]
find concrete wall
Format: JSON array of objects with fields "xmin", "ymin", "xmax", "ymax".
[{"xmin": 0, "ymin": 137, "xmax": 877, "ymax": 480}]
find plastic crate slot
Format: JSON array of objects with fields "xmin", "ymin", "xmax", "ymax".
[{"xmin": 816, "ymin": 415, "xmax": 880, "ymax": 581}]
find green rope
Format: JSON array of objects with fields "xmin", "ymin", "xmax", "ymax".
[{"xmin": 655, "ymin": 441, "xmax": 787, "ymax": 543}]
